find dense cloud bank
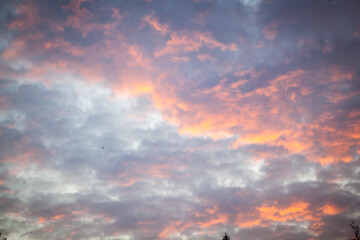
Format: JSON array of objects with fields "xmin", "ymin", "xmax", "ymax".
[{"xmin": 0, "ymin": 0, "xmax": 359, "ymax": 239}]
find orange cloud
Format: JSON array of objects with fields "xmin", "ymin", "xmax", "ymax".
[
  {"xmin": 6, "ymin": 2, "xmax": 357, "ymax": 167},
  {"xmin": 38, "ymin": 217, "xmax": 46, "ymax": 224},
  {"xmin": 53, "ymin": 214, "xmax": 65, "ymax": 220},
  {"xmin": 191, "ymin": 205, "xmax": 229, "ymax": 230},
  {"xmin": 237, "ymin": 218, "xmax": 262, "ymax": 228},
  {"xmin": 235, "ymin": 200, "xmax": 346, "ymax": 236},
  {"xmin": 258, "ymin": 201, "xmax": 317, "ymax": 222},
  {"xmin": 158, "ymin": 206, "xmax": 229, "ymax": 238},
  {"xmin": 154, "ymin": 31, "xmax": 237, "ymax": 57},
  {"xmin": 29, "ymin": 51, "xmax": 355, "ymax": 166},
  {"xmin": 158, "ymin": 221, "xmax": 192, "ymax": 238},
  {"xmin": 198, "ymin": 212, "xmax": 229, "ymax": 228},
  {"xmin": 321, "ymin": 203, "xmax": 346, "ymax": 215},
  {"xmin": 198, "ymin": 214, "xmax": 228, "ymax": 228},
  {"xmin": 153, "ymin": 67, "xmax": 358, "ymax": 165},
  {"xmin": 38, "ymin": 214, "xmax": 65, "ymax": 224}
]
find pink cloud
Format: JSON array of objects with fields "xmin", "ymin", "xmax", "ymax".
[
  {"xmin": 196, "ymin": 53, "xmax": 216, "ymax": 62},
  {"xmin": 262, "ymin": 20, "xmax": 280, "ymax": 40},
  {"xmin": 142, "ymin": 14, "xmax": 169, "ymax": 35},
  {"xmin": 154, "ymin": 31, "xmax": 237, "ymax": 57},
  {"xmin": 63, "ymin": 0, "xmax": 122, "ymax": 37},
  {"xmin": 149, "ymin": 68, "xmax": 358, "ymax": 165},
  {"xmin": 3, "ymin": 1, "xmax": 357, "ymax": 168},
  {"xmin": 8, "ymin": 1, "xmax": 41, "ymax": 30}
]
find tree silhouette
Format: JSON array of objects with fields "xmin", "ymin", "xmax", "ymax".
[
  {"xmin": 350, "ymin": 221, "xmax": 360, "ymax": 240},
  {"xmin": 221, "ymin": 232, "xmax": 230, "ymax": 240}
]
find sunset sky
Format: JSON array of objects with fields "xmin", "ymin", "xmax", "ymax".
[{"xmin": 0, "ymin": 0, "xmax": 360, "ymax": 239}]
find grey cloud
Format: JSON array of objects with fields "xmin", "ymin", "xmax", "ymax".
[{"xmin": 1, "ymin": 1, "xmax": 360, "ymax": 239}]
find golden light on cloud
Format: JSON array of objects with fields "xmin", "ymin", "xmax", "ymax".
[{"xmin": 1, "ymin": 1, "xmax": 359, "ymax": 239}]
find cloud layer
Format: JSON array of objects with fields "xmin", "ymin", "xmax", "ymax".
[{"xmin": 0, "ymin": 0, "xmax": 359, "ymax": 239}]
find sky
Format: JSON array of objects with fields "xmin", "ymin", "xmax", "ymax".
[{"xmin": 0, "ymin": 0, "xmax": 360, "ymax": 239}]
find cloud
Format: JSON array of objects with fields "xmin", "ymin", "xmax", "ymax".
[
  {"xmin": 1, "ymin": 0, "xmax": 360, "ymax": 239},
  {"xmin": 262, "ymin": 20, "xmax": 279, "ymax": 40},
  {"xmin": 154, "ymin": 31, "xmax": 237, "ymax": 57},
  {"xmin": 142, "ymin": 14, "xmax": 169, "ymax": 35}
]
